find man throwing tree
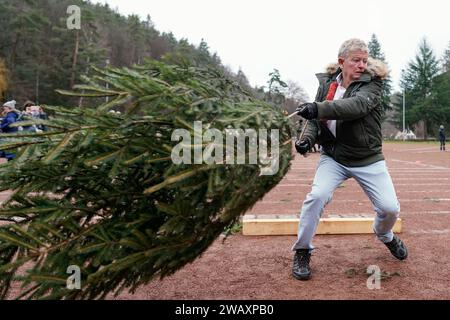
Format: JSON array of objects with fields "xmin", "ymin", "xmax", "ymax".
[{"xmin": 292, "ymin": 38, "xmax": 408, "ymax": 281}]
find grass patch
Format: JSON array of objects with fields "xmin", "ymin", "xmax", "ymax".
[{"xmin": 222, "ymin": 222, "xmax": 243, "ymax": 237}]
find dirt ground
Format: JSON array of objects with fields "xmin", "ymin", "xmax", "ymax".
[
  {"xmin": 113, "ymin": 141, "xmax": 450, "ymax": 300},
  {"xmin": 2, "ymin": 142, "xmax": 449, "ymax": 300}
]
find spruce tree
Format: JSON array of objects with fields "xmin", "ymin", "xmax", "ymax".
[
  {"xmin": 0, "ymin": 60, "xmax": 293, "ymax": 299},
  {"xmin": 399, "ymin": 38, "xmax": 440, "ymax": 138},
  {"xmin": 429, "ymin": 71, "xmax": 450, "ymax": 130},
  {"xmin": 1, "ymin": 0, "xmax": 233, "ymax": 106},
  {"xmin": 368, "ymin": 34, "xmax": 392, "ymax": 111},
  {"xmin": 442, "ymin": 41, "xmax": 450, "ymax": 73},
  {"xmin": 266, "ymin": 69, "xmax": 287, "ymax": 106}
]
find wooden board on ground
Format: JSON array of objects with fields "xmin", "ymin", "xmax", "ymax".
[{"xmin": 242, "ymin": 214, "xmax": 402, "ymax": 236}]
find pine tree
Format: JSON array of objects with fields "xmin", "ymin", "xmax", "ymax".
[
  {"xmin": 197, "ymin": 39, "xmax": 212, "ymax": 65},
  {"xmin": 398, "ymin": 38, "xmax": 440, "ymax": 138},
  {"xmin": 0, "ymin": 60, "xmax": 293, "ymax": 299},
  {"xmin": 0, "ymin": 0, "xmax": 50, "ymax": 102},
  {"xmin": 0, "ymin": 0, "xmax": 236, "ymax": 106},
  {"xmin": 429, "ymin": 71, "xmax": 450, "ymax": 132},
  {"xmin": 442, "ymin": 41, "xmax": 450, "ymax": 73},
  {"xmin": 431, "ymin": 71, "xmax": 450, "ymax": 126},
  {"xmin": 368, "ymin": 34, "xmax": 392, "ymax": 111},
  {"xmin": 266, "ymin": 69, "xmax": 287, "ymax": 106},
  {"xmin": 368, "ymin": 34, "xmax": 385, "ymax": 61}
]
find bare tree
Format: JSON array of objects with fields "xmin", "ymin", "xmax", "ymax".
[
  {"xmin": 282, "ymin": 80, "xmax": 309, "ymax": 115},
  {"xmin": 285, "ymin": 80, "xmax": 309, "ymax": 104}
]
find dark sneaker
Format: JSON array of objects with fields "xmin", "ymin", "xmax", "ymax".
[
  {"xmin": 384, "ymin": 235, "xmax": 408, "ymax": 260},
  {"xmin": 292, "ymin": 249, "xmax": 312, "ymax": 280}
]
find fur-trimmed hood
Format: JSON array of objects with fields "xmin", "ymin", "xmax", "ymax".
[{"xmin": 325, "ymin": 57, "xmax": 389, "ymax": 80}]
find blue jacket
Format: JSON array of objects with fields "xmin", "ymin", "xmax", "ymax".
[
  {"xmin": 439, "ymin": 128, "xmax": 446, "ymax": 141},
  {"xmin": 0, "ymin": 111, "xmax": 19, "ymax": 133}
]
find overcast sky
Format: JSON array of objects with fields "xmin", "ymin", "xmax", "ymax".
[{"xmin": 92, "ymin": 0, "xmax": 450, "ymax": 100}]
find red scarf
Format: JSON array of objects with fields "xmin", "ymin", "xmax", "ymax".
[
  {"xmin": 321, "ymin": 81, "xmax": 338, "ymax": 126},
  {"xmin": 326, "ymin": 81, "xmax": 338, "ymax": 100}
]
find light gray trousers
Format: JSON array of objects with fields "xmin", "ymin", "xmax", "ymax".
[{"xmin": 292, "ymin": 154, "xmax": 400, "ymax": 251}]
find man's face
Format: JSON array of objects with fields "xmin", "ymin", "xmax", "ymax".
[{"xmin": 339, "ymin": 50, "xmax": 368, "ymax": 82}]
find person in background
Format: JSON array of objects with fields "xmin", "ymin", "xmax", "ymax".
[
  {"xmin": 22, "ymin": 101, "xmax": 49, "ymax": 132},
  {"xmin": 23, "ymin": 100, "xmax": 35, "ymax": 112},
  {"xmin": 439, "ymin": 125, "xmax": 446, "ymax": 151},
  {"xmin": 1, "ymin": 100, "xmax": 20, "ymax": 133},
  {"xmin": 21, "ymin": 100, "xmax": 36, "ymax": 132},
  {"xmin": 36, "ymin": 105, "xmax": 49, "ymax": 131},
  {"xmin": 0, "ymin": 100, "xmax": 21, "ymax": 160}
]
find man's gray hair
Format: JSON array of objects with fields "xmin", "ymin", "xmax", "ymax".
[{"xmin": 338, "ymin": 38, "xmax": 368, "ymax": 58}]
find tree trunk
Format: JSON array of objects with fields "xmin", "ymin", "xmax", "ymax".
[
  {"xmin": 78, "ymin": 56, "xmax": 90, "ymax": 108},
  {"xmin": 10, "ymin": 32, "xmax": 21, "ymax": 72},
  {"xmin": 35, "ymin": 70, "xmax": 39, "ymax": 104},
  {"xmin": 70, "ymin": 30, "xmax": 80, "ymax": 89}
]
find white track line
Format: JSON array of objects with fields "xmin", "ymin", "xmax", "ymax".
[
  {"xmin": 392, "ymin": 178, "xmax": 450, "ymax": 181},
  {"xmin": 394, "ymin": 183, "xmax": 450, "ymax": 186},
  {"xmin": 403, "ymin": 211, "xmax": 450, "ymax": 214},
  {"xmin": 261, "ymin": 198, "xmax": 450, "ymax": 204},
  {"xmin": 412, "ymin": 151, "xmax": 447, "ymax": 154},
  {"xmin": 390, "ymin": 174, "xmax": 450, "ymax": 176},
  {"xmin": 388, "ymin": 169, "xmax": 450, "ymax": 171},
  {"xmin": 393, "ymin": 147, "xmax": 440, "ymax": 152},
  {"xmin": 271, "ymin": 189, "xmax": 450, "ymax": 194},
  {"xmin": 410, "ymin": 229, "xmax": 450, "ymax": 234},
  {"xmin": 245, "ymin": 211, "xmax": 450, "ymax": 216},
  {"xmin": 390, "ymin": 159, "xmax": 450, "ymax": 170},
  {"xmin": 290, "ymin": 168, "xmax": 450, "ymax": 172},
  {"xmin": 397, "ymin": 190, "xmax": 450, "ymax": 193},
  {"xmin": 283, "ymin": 178, "xmax": 450, "ymax": 181},
  {"xmin": 277, "ymin": 183, "xmax": 450, "ymax": 187}
]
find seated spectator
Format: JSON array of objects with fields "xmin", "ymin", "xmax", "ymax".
[
  {"xmin": 1, "ymin": 100, "xmax": 20, "ymax": 133},
  {"xmin": 0, "ymin": 100, "xmax": 21, "ymax": 161},
  {"xmin": 22, "ymin": 103, "xmax": 49, "ymax": 132},
  {"xmin": 23, "ymin": 100, "xmax": 35, "ymax": 111},
  {"xmin": 36, "ymin": 105, "xmax": 49, "ymax": 131}
]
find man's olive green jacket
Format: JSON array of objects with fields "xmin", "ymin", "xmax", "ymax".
[{"xmin": 303, "ymin": 58, "xmax": 389, "ymax": 167}]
